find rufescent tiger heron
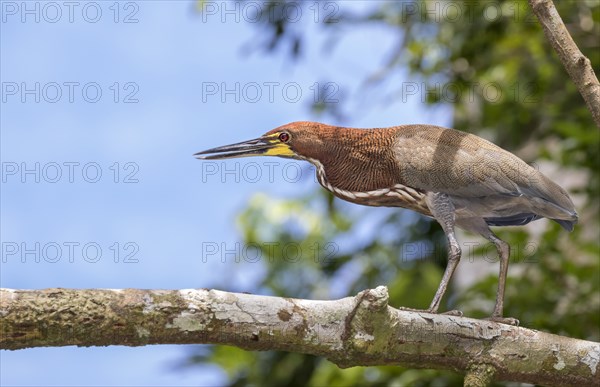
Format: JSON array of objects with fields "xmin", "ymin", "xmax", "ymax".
[{"xmin": 194, "ymin": 122, "xmax": 578, "ymax": 325}]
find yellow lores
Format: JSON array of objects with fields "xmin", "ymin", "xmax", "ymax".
[{"xmin": 263, "ymin": 133, "xmax": 295, "ymax": 157}]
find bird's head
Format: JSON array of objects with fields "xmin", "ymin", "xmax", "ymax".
[{"xmin": 194, "ymin": 121, "xmax": 328, "ymax": 161}]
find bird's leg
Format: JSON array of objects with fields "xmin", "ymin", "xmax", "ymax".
[
  {"xmin": 457, "ymin": 217, "xmax": 520, "ymax": 326},
  {"xmin": 484, "ymin": 233, "xmax": 519, "ymax": 326},
  {"xmin": 425, "ymin": 192, "xmax": 462, "ymax": 315}
]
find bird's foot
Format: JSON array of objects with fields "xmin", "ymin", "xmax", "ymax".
[
  {"xmin": 484, "ymin": 316, "xmax": 519, "ymax": 326},
  {"xmin": 397, "ymin": 307, "xmax": 463, "ymax": 317}
]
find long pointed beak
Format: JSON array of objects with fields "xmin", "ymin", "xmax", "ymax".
[{"xmin": 194, "ymin": 137, "xmax": 275, "ymax": 160}]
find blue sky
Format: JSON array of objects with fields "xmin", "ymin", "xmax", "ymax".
[{"xmin": 0, "ymin": 1, "xmax": 450, "ymax": 385}]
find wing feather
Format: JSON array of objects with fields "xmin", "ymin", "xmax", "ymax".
[{"xmin": 393, "ymin": 125, "xmax": 577, "ymax": 222}]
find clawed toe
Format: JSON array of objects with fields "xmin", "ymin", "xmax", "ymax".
[{"xmin": 484, "ymin": 316, "xmax": 520, "ymax": 326}]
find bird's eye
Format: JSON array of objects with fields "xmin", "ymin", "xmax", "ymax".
[{"xmin": 279, "ymin": 132, "xmax": 290, "ymax": 143}]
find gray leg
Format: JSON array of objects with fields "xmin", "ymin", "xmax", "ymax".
[
  {"xmin": 456, "ymin": 217, "xmax": 519, "ymax": 326},
  {"xmin": 425, "ymin": 192, "xmax": 462, "ymax": 314},
  {"xmin": 488, "ymin": 235, "xmax": 509, "ymax": 317},
  {"xmin": 485, "ymin": 234, "xmax": 518, "ymax": 325}
]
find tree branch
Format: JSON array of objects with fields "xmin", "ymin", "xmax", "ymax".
[
  {"xmin": 529, "ymin": 0, "xmax": 600, "ymax": 128},
  {"xmin": 1, "ymin": 287, "xmax": 598, "ymax": 385}
]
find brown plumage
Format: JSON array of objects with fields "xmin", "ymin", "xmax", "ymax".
[{"xmin": 195, "ymin": 121, "xmax": 578, "ymax": 324}]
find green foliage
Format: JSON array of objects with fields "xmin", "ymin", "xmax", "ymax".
[{"xmin": 191, "ymin": 1, "xmax": 600, "ymax": 385}]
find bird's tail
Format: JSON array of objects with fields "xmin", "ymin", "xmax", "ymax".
[{"xmin": 521, "ymin": 171, "xmax": 578, "ymax": 231}]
